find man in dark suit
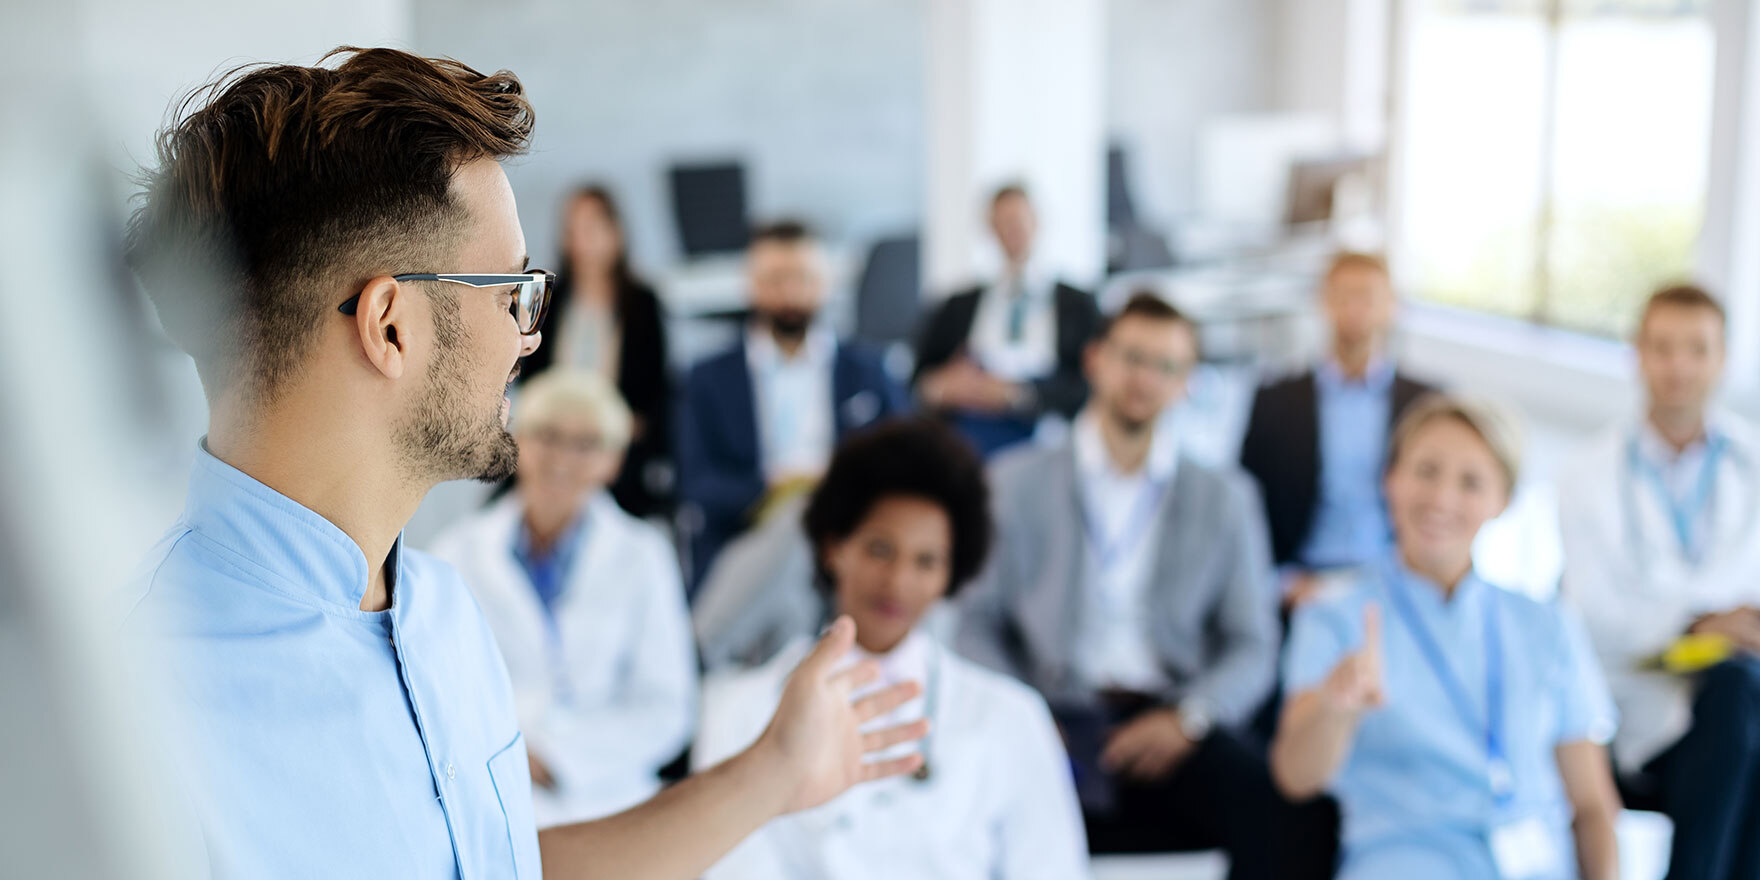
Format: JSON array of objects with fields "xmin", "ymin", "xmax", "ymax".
[
  {"xmin": 677, "ymin": 221, "xmax": 909, "ymax": 594},
  {"xmin": 1238, "ymin": 251, "xmax": 1435, "ymax": 605},
  {"xmin": 913, "ymin": 184, "xmax": 1101, "ymax": 457}
]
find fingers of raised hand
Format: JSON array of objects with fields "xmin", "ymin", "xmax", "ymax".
[
  {"xmin": 852, "ymin": 680, "xmax": 922, "ymax": 723},
  {"xmin": 861, "ymin": 719, "xmax": 929, "ymax": 755},
  {"xmin": 858, "ymin": 753, "xmax": 925, "ymax": 783}
]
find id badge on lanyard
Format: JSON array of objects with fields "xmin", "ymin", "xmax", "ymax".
[
  {"xmin": 1079, "ymin": 478, "xmax": 1169, "ymax": 610},
  {"xmin": 1488, "ymin": 817, "xmax": 1564, "ymax": 879},
  {"xmin": 1381, "ymin": 562, "xmax": 1562, "ymax": 878},
  {"xmin": 1625, "ymin": 433, "xmax": 1727, "ymax": 568}
]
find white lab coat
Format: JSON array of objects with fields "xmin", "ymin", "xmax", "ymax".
[
  {"xmin": 1558, "ymin": 411, "xmax": 1760, "ymax": 772},
  {"xmin": 430, "ymin": 493, "xmax": 698, "ymax": 827},
  {"xmin": 694, "ymin": 629, "xmax": 1091, "ymax": 880}
]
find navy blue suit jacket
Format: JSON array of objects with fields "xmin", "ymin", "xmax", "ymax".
[{"xmin": 677, "ymin": 335, "xmax": 909, "ymax": 591}]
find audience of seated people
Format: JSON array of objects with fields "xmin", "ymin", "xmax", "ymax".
[
  {"xmin": 1560, "ymin": 284, "xmax": 1760, "ymax": 880},
  {"xmin": 1273, "ymin": 393, "xmax": 1624, "ymax": 880},
  {"xmin": 416, "ymin": 180, "xmax": 1739, "ymax": 879},
  {"xmin": 519, "ymin": 184, "xmax": 676, "ymax": 520},
  {"xmin": 429, "ymin": 369, "xmax": 698, "ymax": 828},
  {"xmin": 677, "ymin": 220, "xmax": 909, "ymax": 593},
  {"xmin": 693, "ymin": 417, "xmax": 1091, "ymax": 880},
  {"xmin": 956, "ymin": 293, "xmax": 1337, "ymax": 880},
  {"xmin": 913, "ymin": 184, "xmax": 1102, "ymax": 457}
]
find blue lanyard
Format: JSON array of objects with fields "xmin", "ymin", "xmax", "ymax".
[
  {"xmin": 1380, "ymin": 560, "xmax": 1514, "ymax": 806},
  {"xmin": 1626, "ymin": 433, "xmax": 1726, "ymax": 565},
  {"xmin": 1079, "ymin": 476, "xmax": 1170, "ymax": 573}
]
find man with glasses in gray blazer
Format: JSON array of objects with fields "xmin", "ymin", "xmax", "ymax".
[{"xmin": 957, "ymin": 293, "xmax": 1336, "ymax": 880}]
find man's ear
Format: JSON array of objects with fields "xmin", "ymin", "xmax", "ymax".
[
  {"xmin": 1082, "ymin": 339, "xmax": 1104, "ymax": 383},
  {"xmin": 350, "ymin": 276, "xmax": 410, "ymax": 381}
]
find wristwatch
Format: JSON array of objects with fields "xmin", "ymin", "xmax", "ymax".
[{"xmin": 1176, "ymin": 697, "xmax": 1214, "ymax": 742}]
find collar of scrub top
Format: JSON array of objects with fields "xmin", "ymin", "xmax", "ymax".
[
  {"xmin": 1377, "ymin": 553, "xmax": 1515, "ymax": 805},
  {"xmin": 183, "ymin": 439, "xmax": 402, "ymax": 613},
  {"xmin": 1315, "ymin": 355, "xmax": 1396, "ymax": 394},
  {"xmin": 511, "ymin": 498, "xmax": 592, "ymax": 615}
]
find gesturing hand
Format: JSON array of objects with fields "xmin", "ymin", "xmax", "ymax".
[
  {"xmin": 751, "ymin": 617, "xmax": 929, "ymax": 814},
  {"xmin": 1322, "ymin": 603, "xmax": 1386, "ymax": 714}
]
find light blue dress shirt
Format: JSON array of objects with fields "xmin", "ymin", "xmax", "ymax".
[
  {"xmin": 1299, "ymin": 360, "xmax": 1396, "ymax": 569},
  {"xmin": 125, "ymin": 445, "xmax": 543, "ymax": 879},
  {"xmin": 1283, "ymin": 555, "xmax": 1617, "ymax": 880}
]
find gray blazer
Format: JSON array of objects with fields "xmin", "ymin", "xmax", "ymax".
[{"xmin": 955, "ymin": 440, "xmax": 1279, "ymax": 726}]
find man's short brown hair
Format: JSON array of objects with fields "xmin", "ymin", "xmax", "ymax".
[
  {"xmin": 126, "ymin": 47, "xmax": 535, "ymax": 399},
  {"xmin": 1638, "ymin": 283, "xmax": 1726, "ymax": 338},
  {"xmin": 990, "ymin": 182, "xmax": 1030, "ymax": 209},
  {"xmin": 1094, "ymin": 291, "xmax": 1201, "ymax": 359},
  {"xmin": 749, "ymin": 219, "xmax": 816, "ymax": 247},
  {"xmin": 1323, "ymin": 250, "xmax": 1390, "ymax": 284}
]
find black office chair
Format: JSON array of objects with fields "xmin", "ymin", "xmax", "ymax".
[
  {"xmin": 852, "ymin": 233, "xmax": 922, "ymax": 349},
  {"xmin": 1105, "ymin": 144, "xmax": 1176, "ymax": 274}
]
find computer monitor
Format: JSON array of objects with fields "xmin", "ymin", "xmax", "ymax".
[
  {"xmin": 1106, "ymin": 144, "xmax": 1137, "ymax": 228},
  {"xmin": 669, "ymin": 161, "xmax": 750, "ymax": 257},
  {"xmin": 1284, "ymin": 154, "xmax": 1377, "ymax": 228}
]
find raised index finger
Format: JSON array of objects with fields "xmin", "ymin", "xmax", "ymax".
[{"xmin": 1361, "ymin": 602, "xmax": 1383, "ymax": 662}]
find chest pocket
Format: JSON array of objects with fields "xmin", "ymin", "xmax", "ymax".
[{"xmin": 487, "ymin": 733, "xmax": 543, "ymax": 879}]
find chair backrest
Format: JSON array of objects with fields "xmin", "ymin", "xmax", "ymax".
[{"xmin": 852, "ymin": 233, "xmax": 922, "ymax": 347}]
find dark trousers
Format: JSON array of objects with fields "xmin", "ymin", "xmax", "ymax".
[
  {"xmin": 1649, "ymin": 656, "xmax": 1760, "ymax": 880},
  {"xmin": 1081, "ymin": 726, "xmax": 1338, "ymax": 880}
]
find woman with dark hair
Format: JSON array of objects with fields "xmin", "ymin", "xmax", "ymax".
[
  {"xmin": 692, "ymin": 417, "xmax": 1090, "ymax": 880},
  {"xmin": 522, "ymin": 184, "xmax": 674, "ymax": 518}
]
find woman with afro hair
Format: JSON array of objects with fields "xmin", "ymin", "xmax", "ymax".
[{"xmin": 692, "ymin": 416, "xmax": 1091, "ymax": 879}]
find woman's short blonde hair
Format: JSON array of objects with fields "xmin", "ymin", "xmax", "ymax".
[
  {"xmin": 1385, "ymin": 393, "xmax": 1524, "ymax": 494},
  {"xmin": 511, "ymin": 368, "xmax": 633, "ymax": 452}
]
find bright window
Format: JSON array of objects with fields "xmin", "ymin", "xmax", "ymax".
[{"xmin": 1394, "ymin": 0, "xmax": 1715, "ymax": 337}]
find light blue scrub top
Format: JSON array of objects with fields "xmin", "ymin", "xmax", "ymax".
[
  {"xmin": 1283, "ymin": 555, "xmax": 1617, "ymax": 880},
  {"xmin": 125, "ymin": 446, "xmax": 543, "ymax": 878}
]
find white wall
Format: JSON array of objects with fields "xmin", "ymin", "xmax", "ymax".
[
  {"xmin": 925, "ymin": 0, "xmax": 1108, "ymax": 290},
  {"xmin": 1105, "ymin": 0, "xmax": 1278, "ymax": 227},
  {"xmin": 79, "ymin": 0, "xmax": 413, "ymax": 180},
  {"xmin": 411, "ymin": 0, "xmax": 926, "ymax": 275}
]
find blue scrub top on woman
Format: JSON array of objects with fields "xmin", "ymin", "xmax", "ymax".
[{"xmin": 1283, "ymin": 553, "xmax": 1617, "ymax": 880}]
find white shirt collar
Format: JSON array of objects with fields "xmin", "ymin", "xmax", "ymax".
[
  {"xmin": 850, "ymin": 626, "xmax": 934, "ymax": 688},
  {"xmin": 746, "ymin": 321, "xmax": 836, "ymax": 372},
  {"xmin": 989, "ymin": 257, "xmax": 1055, "ymax": 302},
  {"xmin": 1635, "ymin": 409, "xmax": 1729, "ymax": 467},
  {"xmin": 1072, "ymin": 407, "xmax": 1179, "ymax": 484}
]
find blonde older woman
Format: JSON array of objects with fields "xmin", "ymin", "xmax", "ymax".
[
  {"xmin": 430, "ymin": 369, "xmax": 697, "ymax": 828},
  {"xmin": 1271, "ymin": 395, "xmax": 1624, "ymax": 880}
]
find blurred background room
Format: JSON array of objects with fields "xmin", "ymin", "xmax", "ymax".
[{"xmin": 5, "ymin": 0, "xmax": 1755, "ymax": 878}]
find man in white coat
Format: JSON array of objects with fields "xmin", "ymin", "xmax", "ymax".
[
  {"xmin": 1560, "ymin": 284, "xmax": 1760, "ymax": 880},
  {"xmin": 431, "ymin": 369, "xmax": 697, "ymax": 827}
]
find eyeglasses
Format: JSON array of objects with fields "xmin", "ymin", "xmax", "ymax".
[
  {"xmin": 528, "ymin": 426, "xmax": 610, "ymax": 456},
  {"xmin": 338, "ymin": 271, "xmax": 555, "ymax": 336},
  {"xmin": 1108, "ymin": 343, "xmax": 1196, "ymax": 379}
]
